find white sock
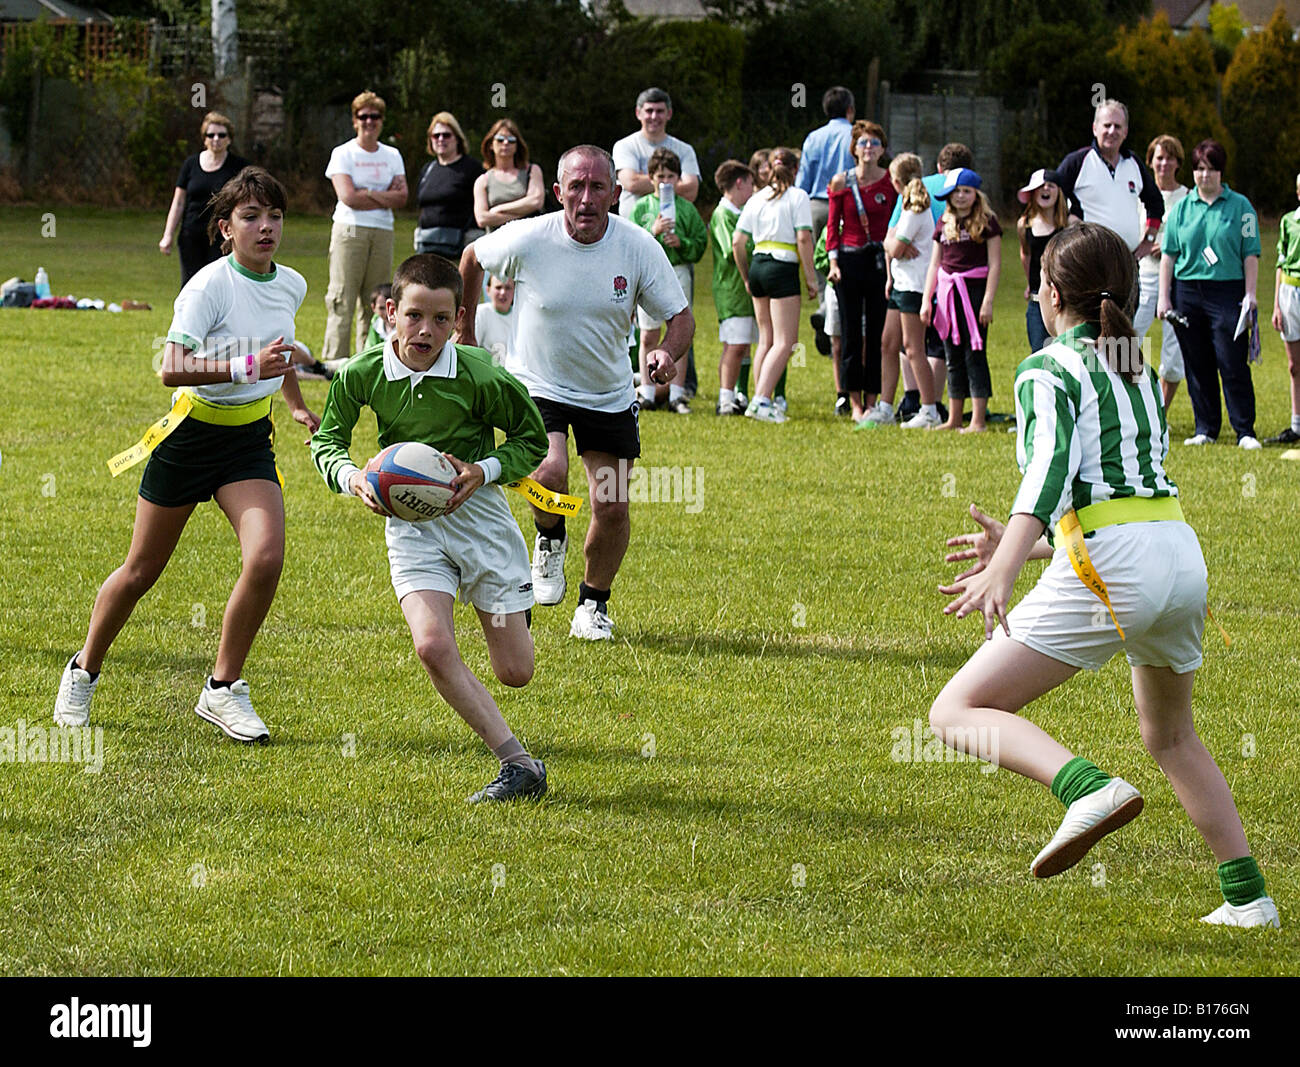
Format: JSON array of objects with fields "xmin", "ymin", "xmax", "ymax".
[
  {"xmin": 639, "ymin": 384, "xmax": 656, "ymax": 403},
  {"xmin": 1292, "ymin": 414, "xmax": 1300, "ymax": 434},
  {"xmin": 669, "ymin": 384, "xmax": 685, "ymax": 403},
  {"xmin": 878, "ymin": 400, "xmax": 894, "ymax": 414},
  {"xmin": 719, "ymin": 388, "xmax": 735, "ymax": 408},
  {"xmin": 921, "ymin": 403, "xmax": 938, "ymax": 418}
]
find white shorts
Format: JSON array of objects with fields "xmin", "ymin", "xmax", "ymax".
[
  {"xmin": 638, "ymin": 263, "xmax": 693, "ymax": 331},
  {"xmin": 1278, "ymin": 282, "xmax": 1300, "ymax": 342},
  {"xmin": 719, "ymin": 316, "xmax": 758, "ymax": 345},
  {"xmin": 385, "ymin": 485, "xmax": 534, "ymax": 614},
  {"xmin": 1157, "ymin": 317, "xmax": 1185, "ymax": 383},
  {"xmin": 1008, "ymin": 520, "xmax": 1207, "ymax": 673},
  {"xmin": 824, "ymin": 282, "xmax": 840, "ymax": 337}
]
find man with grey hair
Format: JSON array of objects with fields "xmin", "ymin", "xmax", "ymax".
[
  {"xmin": 459, "ymin": 145, "xmax": 694, "ymax": 640},
  {"xmin": 1056, "ymin": 98, "xmax": 1163, "ymax": 258}
]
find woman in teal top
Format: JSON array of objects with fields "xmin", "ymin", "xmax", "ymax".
[{"xmin": 1156, "ymin": 139, "xmax": 1262, "ymax": 448}]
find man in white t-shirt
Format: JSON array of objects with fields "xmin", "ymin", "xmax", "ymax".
[
  {"xmin": 612, "ymin": 88, "xmax": 701, "ymax": 219},
  {"xmin": 460, "ymin": 145, "xmax": 693, "ymax": 641},
  {"xmin": 613, "ymin": 88, "xmax": 702, "ymax": 396}
]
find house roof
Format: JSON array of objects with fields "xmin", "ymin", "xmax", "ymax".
[
  {"xmin": 0, "ymin": 0, "xmax": 111, "ymax": 21},
  {"xmin": 1154, "ymin": 0, "xmax": 1300, "ymax": 29},
  {"xmin": 586, "ymin": 0, "xmax": 708, "ymax": 18}
]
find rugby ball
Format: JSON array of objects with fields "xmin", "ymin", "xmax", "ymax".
[{"xmin": 364, "ymin": 442, "xmax": 457, "ymax": 521}]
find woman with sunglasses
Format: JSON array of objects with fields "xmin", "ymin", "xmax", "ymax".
[
  {"xmin": 322, "ymin": 91, "xmax": 407, "ymax": 368},
  {"xmin": 473, "ymin": 119, "xmax": 545, "ymax": 234},
  {"xmin": 159, "ymin": 111, "xmax": 250, "ymax": 287},
  {"xmin": 825, "ymin": 120, "xmax": 897, "ymax": 424},
  {"xmin": 414, "ymin": 111, "xmax": 484, "ymax": 260}
]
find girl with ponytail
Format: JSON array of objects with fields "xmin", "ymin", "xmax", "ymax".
[{"xmin": 927, "ymin": 222, "xmax": 1279, "ymax": 929}]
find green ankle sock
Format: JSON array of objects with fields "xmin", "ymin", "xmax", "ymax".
[
  {"xmin": 1051, "ymin": 757, "xmax": 1112, "ymax": 808},
  {"xmin": 1218, "ymin": 856, "xmax": 1266, "ymax": 906}
]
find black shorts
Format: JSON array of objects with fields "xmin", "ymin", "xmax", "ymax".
[
  {"xmin": 748, "ymin": 254, "xmax": 801, "ymax": 299},
  {"xmin": 888, "ymin": 289, "xmax": 923, "ymax": 314},
  {"xmin": 532, "ymin": 396, "xmax": 641, "ymax": 460},
  {"xmin": 139, "ymin": 415, "xmax": 279, "ymax": 507}
]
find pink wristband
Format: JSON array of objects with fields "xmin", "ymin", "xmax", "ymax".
[{"xmin": 230, "ymin": 353, "xmax": 258, "ymax": 384}]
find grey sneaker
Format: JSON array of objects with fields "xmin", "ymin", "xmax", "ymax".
[{"xmin": 468, "ymin": 760, "xmax": 548, "ymax": 803}]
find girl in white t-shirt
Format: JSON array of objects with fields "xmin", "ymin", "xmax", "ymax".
[
  {"xmin": 322, "ymin": 91, "xmax": 407, "ymax": 366},
  {"xmin": 886, "ymin": 157, "xmax": 942, "ymax": 428},
  {"xmin": 54, "ymin": 167, "xmax": 319, "ymax": 746},
  {"xmin": 733, "ymin": 147, "xmax": 817, "ymax": 423}
]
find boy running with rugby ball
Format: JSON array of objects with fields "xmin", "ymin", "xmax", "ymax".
[{"xmin": 311, "ymin": 254, "xmax": 550, "ymax": 802}]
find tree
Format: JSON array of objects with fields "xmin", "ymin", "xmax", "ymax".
[
  {"xmin": 1106, "ymin": 12, "xmax": 1232, "ymax": 181},
  {"xmin": 1222, "ymin": 5, "xmax": 1300, "ymax": 212}
]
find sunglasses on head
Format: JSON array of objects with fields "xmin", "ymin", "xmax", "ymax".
[{"xmin": 356, "ymin": 112, "xmax": 382, "ymax": 122}]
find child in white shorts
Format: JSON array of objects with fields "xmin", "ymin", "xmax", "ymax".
[
  {"xmin": 311, "ymin": 253, "xmax": 551, "ymax": 804},
  {"xmin": 931, "ymin": 222, "xmax": 1278, "ymax": 927}
]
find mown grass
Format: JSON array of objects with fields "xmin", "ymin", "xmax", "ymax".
[{"xmin": 0, "ymin": 206, "xmax": 1295, "ymax": 975}]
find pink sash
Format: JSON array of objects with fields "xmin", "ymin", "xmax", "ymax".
[{"xmin": 934, "ymin": 266, "xmax": 990, "ymax": 350}]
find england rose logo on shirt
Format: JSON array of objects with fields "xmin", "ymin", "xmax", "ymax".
[{"xmin": 613, "ymin": 275, "xmax": 629, "ymax": 302}]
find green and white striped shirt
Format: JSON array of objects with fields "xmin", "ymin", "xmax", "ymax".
[{"xmin": 1012, "ymin": 323, "xmax": 1178, "ymax": 527}]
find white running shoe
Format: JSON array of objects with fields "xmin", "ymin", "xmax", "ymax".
[
  {"xmin": 531, "ymin": 533, "xmax": 567, "ymax": 606},
  {"xmin": 569, "ymin": 599, "xmax": 614, "ymax": 640},
  {"xmin": 194, "ymin": 679, "xmax": 270, "ymax": 744},
  {"xmin": 902, "ymin": 408, "xmax": 943, "ymax": 429},
  {"xmin": 750, "ymin": 398, "xmax": 787, "ymax": 423},
  {"xmin": 54, "ymin": 656, "xmax": 98, "ymax": 727},
  {"xmin": 1238, "ymin": 435, "xmax": 1262, "ymax": 450},
  {"xmin": 773, "ymin": 395, "xmax": 788, "ymax": 417},
  {"xmin": 1200, "ymin": 896, "xmax": 1281, "ymax": 929},
  {"xmin": 1031, "ymin": 777, "xmax": 1143, "ymax": 878},
  {"xmin": 1183, "ymin": 433, "xmax": 1215, "ymax": 446}
]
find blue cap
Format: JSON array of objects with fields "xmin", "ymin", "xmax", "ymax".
[{"xmin": 935, "ymin": 168, "xmax": 982, "ymax": 199}]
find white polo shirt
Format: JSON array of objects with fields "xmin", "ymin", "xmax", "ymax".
[{"xmin": 1070, "ymin": 149, "xmax": 1149, "ymax": 251}]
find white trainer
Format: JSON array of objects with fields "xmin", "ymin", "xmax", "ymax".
[
  {"xmin": 569, "ymin": 599, "xmax": 614, "ymax": 640},
  {"xmin": 54, "ymin": 657, "xmax": 98, "ymax": 727},
  {"xmin": 1238, "ymin": 435, "xmax": 1262, "ymax": 450},
  {"xmin": 1031, "ymin": 777, "xmax": 1143, "ymax": 878},
  {"xmin": 773, "ymin": 395, "xmax": 788, "ymax": 417},
  {"xmin": 750, "ymin": 398, "xmax": 787, "ymax": 423},
  {"xmin": 902, "ymin": 408, "xmax": 943, "ymax": 429},
  {"xmin": 1200, "ymin": 896, "xmax": 1281, "ymax": 929},
  {"xmin": 194, "ymin": 679, "xmax": 269, "ymax": 744},
  {"xmin": 1183, "ymin": 433, "xmax": 1215, "ymax": 446},
  {"xmin": 532, "ymin": 533, "xmax": 568, "ymax": 605}
]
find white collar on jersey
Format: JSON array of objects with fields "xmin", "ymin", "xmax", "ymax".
[{"xmin": 383, "ymin": 337, "xmax": 457, "ymax": 385}]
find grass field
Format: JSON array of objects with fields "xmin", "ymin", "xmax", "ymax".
[{"xmin": 0, "ymin": 205, "xmax": 1296, "ymax": 976}]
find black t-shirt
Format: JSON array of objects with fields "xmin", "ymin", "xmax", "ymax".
[
  {"xmin": 1025, "ymin": 227, "xmax": 1060, "ymax": 292},
  {"xmin": 417, "ymin": 155, "xmax": 483, "ymax": 230},
  {"xmin": 176, "ymin": 153, "xmax": 250, "ymax": 237}
]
